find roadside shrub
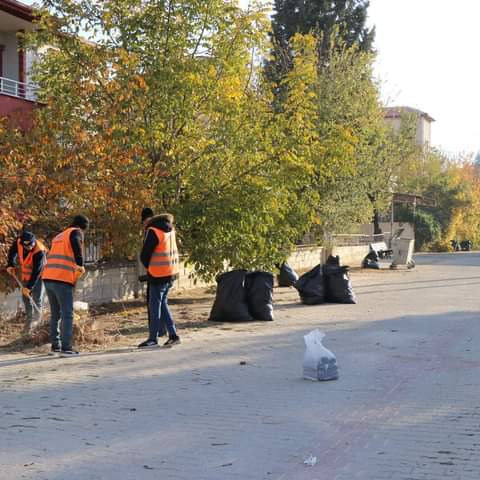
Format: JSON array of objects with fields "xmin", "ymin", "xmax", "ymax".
[
  {"xmin": 413, "ymin": 210, "xmax": 442, "ymax": 250},
  {"xmin": 395, "ymin": 206, "xmax": 442, "ymax": 250}
]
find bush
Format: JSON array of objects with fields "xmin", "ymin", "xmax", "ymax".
[
  {"xmin": 414, "ymin": 210, "xmax": 442, "ymax": 250},
  {"xmin": 395, "ymin": 206, "xmax": 442, "ymax": 250}
]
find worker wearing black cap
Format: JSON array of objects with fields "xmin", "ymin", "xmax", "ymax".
[
  {"xmin": 6, "ymin": 230, "xmax": 47, "ymax": 330},
  {"xmin": 139, "ymin": 208, "xmax": 167, "ymax": 338}
]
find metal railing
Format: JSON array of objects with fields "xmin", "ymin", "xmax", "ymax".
[
  {"xmin": 0, "ymin": 76, "xmax": 37, "ymax": 101},
  {"xmin": 84, "ymin": 240, "xmax": 103, "ymax": 264},
  {"xmin": 327, "ymin": 233, "xmax": 390, "ymax": 247}
]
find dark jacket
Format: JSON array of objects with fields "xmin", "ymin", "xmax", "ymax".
[
  {"xmin": 69, "ymin": 228, "xmax": 85, "ymax": 266},
  {"xmin": 140, "ymin": 216, "xmax": 178, "ymax": 284},
  {"xmin": 7, "ymin": 239, "xmax": 47, "ymax": 289}
]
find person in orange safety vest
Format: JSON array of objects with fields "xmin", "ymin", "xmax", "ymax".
[
  {"xmin": 6, "ymin": 230, "xmax": 47, "ymax": 330},
  {"xmin": 137, "ymin": 213, "xmax": 181, "ymax": 349},
  {"xmin": 42, "ymin": 215, "xmax": 89, "ymax": 356}
]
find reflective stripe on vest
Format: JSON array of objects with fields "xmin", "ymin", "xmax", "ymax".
[
  {"xmin": 17, "ymin": 239, "xmax": 46, "ymax": 282},
  {"xmin": 147, "ymin": 227, "xmax": 179, "ymax": 278},
  {"xmin": 42, "ymin": 227, "xmax": 80, "ymax": 285}
]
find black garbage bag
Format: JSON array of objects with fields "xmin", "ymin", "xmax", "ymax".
[
  {"xmin": 209, "ymin": 270, "xmax": 253, "ymax": 322},
  {"xmin": 366, "ymin": 250, "xmax": 380, "ymax": 262},
  {"xmin": 278, "ymin": 262, "xmax": 299, "ymax": 287},
  {"xmin": 460, "ymin": 240, "xmax": 472, "ymax": 251},
  {"xmin": 245, "ymin": 271, "xmax": 274, "ymax": 321},
  {"xmin": 364, "ymin": 259, "xmax": 380, "ymax": 269},
  {"xmin": 323, "ymin": 264, "xmax": 357, "ymax": 304},
  {"xmin": 326, "ymin": 255, "xmax": 340, "ymax": 266},
  {"xmin": 294, "ymin": 264, "xmax": 325, "ymax": 305},
  {"xmin": 363, "ymin": 250, "xmax": 380, "ymax": 269}
]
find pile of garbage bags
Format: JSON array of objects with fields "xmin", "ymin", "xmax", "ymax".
[
  {"xmin": 451, "ymin": 239, "xmax": 472, "ymax": 251},
  {"xmin": 294, "ymin": 256, "xmax": 357, "ymax": 305},
  {"xmin": 209, "ymin": 257, "xmax": 356, "ymax": 322},
  {"xmin": 209, "ymin": 270, "xmax": 274, "ymax": 322}
]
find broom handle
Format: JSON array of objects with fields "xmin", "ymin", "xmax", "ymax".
[{"xmin": 12, "ymin": 274, "xmax": 42, "ymax": 315}]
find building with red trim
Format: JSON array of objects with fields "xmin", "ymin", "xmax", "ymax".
[{"xmin": 0, "ymin": 0, "xmax": 37, "ymax": 129}]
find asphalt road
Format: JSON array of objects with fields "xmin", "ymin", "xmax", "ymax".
[{"xmin": 1, "ymin": 252, "xmax": 479, "ymax": 480}]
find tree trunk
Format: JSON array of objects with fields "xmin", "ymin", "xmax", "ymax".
[{"xmin": 373, "ymin": 209, "xmax": 382, "ymax": 235}]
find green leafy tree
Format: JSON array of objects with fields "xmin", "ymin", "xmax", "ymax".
[{"xmin": 312, "ymin": 39, "xmax": 387, "ymax": 236}]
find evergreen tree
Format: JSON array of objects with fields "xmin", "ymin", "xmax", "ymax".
[{"xmin": 267, "ymin": 0, "xmax": 375, "ymax": 83}]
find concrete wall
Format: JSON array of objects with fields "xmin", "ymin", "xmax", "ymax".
[
  {"xmin": 0, "ymin": 289, "xmax": 23, "ymax": 319},
  {"xmin": 0, "ymin": 257, "xmax": 219, "ymax": 319},
  {"xmin": 328, "ymin": 245, "xmax": 370, "ymax": 267},
  {"xmin": 77, "ymin": 257, "xmax": 213, "ymax": 305},
  {"xmin": 287, "ymin": 245, "xmax": 323, "ymax": 271}
]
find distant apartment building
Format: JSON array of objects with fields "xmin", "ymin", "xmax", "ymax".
[
  {"xmin": 0, "ymin": 0, "xmax": 39, "ymax": 129},
  {"xmin": 384, "ymin": 106, "xmax": 435, "ymax": 148}
]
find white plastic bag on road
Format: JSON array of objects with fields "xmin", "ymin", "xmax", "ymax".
[{"xmin": 303, "ymin": 329, "xmax": 339, "ymax": 381}]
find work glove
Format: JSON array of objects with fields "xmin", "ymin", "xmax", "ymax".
[{"xmin": 22, "ymin": 287, "xmax": 31, "ymax": 297}]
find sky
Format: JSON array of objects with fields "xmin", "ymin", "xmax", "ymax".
[
  {"xmin": 22, "ymin": 0, "xmax": 479, "ymax": 156},
  {"xmin": 367, "ymin": 0, "xmax": 480, "ymax": 157}
]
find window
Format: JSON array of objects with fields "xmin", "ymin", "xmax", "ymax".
[{"xmin": 0, "ymin": 45, "xmax": 4, "ymax": 78}]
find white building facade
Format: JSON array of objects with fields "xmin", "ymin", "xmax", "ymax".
[{"xmin": 384, "ymin": 106, "xmax": 435, "ymax": 148}]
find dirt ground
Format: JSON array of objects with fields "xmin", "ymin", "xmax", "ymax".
[
  {"xmin": 0, "ymin": 283, "xmax": 313, "ymax": 355},
  {"xmin": 0, "ymin": 286, "xmax": 223, "ymax": 355}
]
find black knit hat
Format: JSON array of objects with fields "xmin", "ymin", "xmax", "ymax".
[
  {"xmin": 72, "ymin": 214, "xmax": 90, "ymax": 230},
  {"xmin": 141, "ymin": 207, "xmax": 154, "ymax": 223},
  {"xmin": 20, "ymin": 230, "xmax": 36, "ymax": 245}
]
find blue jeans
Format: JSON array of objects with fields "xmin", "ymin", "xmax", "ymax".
[
  {"xmin": 146, "ymin": 282, "xmax": 166, "ymax": 337},
  {"xmin": 45, "ymin": 281, "xmax": 74, "ymax": 350},
  {"xmin": 149, "ymin": 282, "xmax": 177, "ymax": 340},
  {"xmin": 22, "ymin": 280, "xmax": 45, "ymax": 325}
]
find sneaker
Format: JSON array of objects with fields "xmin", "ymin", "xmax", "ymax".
[
  {"xmin": 162, "ymin": 337, "xmax": 181, "ymax": 348},
  {"xmin": 138, "ymin": 339, "xmax": 158, "ymax": 348},
  {"xmin": 48, "ymin": 346, "xmax": 61, "ymax": 356},
  {"xmin": 60, "ymin": 349, "xmax": 80, "ymax": 357}
]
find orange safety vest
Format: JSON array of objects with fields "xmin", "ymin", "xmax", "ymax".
[
  {"xmin": 147, "ymin": 227, "xmax": 179, "ymax": 278},
  {"xmin": 17, "ymin": 238, "xmax": 47, "ymax": 283},
  {"xmin": 42, "ymin": 227, "xmax": 82, "ymax": 285}
]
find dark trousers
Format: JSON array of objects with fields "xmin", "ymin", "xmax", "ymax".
[
  {"xmin": 45, "ymin": 281, "xmax": 74, "ymax": 350},
  {"xmin": 147, "ymin": 283, "xmax": 166, "ymax": 337},
  {"xmin": 148, "ymin": 282, "xmax": 176, "ymax": 341}
]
